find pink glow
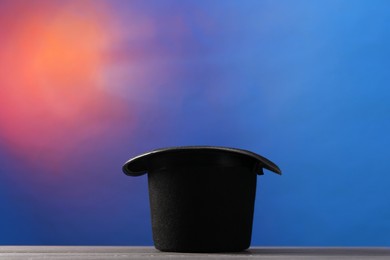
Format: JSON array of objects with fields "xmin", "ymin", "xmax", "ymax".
[{"xmin": 0, "ymin": 2, "xmax": 134, "ymax": 172}]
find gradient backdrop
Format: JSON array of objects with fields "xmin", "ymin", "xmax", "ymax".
[{"xmin": 1, "ymin": 0, "xmax": 389, "ymax": 246}]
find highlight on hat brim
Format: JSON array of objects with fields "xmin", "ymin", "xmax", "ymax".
[{"xmin": 122, "ymin": 146, "xmax": 281, "ymax": 176}]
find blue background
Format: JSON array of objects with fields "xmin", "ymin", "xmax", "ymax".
[{"xmin": 1, "ymin": 0, "xmax": 389, "ymax": 246}]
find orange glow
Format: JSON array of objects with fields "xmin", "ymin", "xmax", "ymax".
[{"xmin": 0, "ymin": 2, "xmax": 128, "ymax": 169}]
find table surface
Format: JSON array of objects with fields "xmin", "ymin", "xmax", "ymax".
[{"xmin": 0, "ymin": 246, "xmax": 389, "ymax": 260}]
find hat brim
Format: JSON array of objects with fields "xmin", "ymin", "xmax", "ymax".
[{"xmin": 122, "ymin": 146, "xmax": 282, "ymax": 176}]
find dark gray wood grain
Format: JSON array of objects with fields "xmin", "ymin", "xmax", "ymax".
[{"xmin": 0, "ymin": 247, "xmax": 389, "ymax": 259}]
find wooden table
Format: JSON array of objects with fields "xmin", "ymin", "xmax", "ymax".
[{"xmin": 0, "ymin": 246, "xmax": 389, "ymax": 259}]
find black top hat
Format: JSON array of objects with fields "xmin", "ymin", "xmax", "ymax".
[{"xmin": 123, "ymin": 146, "xmax": 281, "ymax": 253}]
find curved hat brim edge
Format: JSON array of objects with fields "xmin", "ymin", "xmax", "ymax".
[{"xmin": 122, "ymin": 146, "xmax": 282, "ymax": 176}]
